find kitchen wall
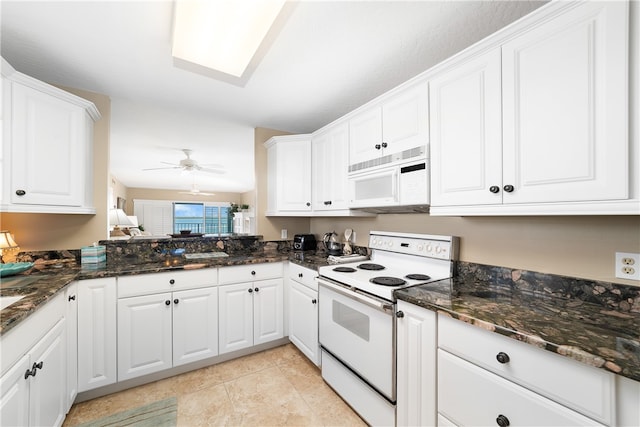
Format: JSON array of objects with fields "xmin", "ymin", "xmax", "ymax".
[
  {"xmin": 0, "ymin": 86, "xmax": 111, "ymax": 251},
  {"xmin": 311, "ymin": 215, "xmax": 640, "ymax": 287},
  {"xmin": 125, "ymin": 188, "xmax": 245, "ymax": 216},
  {"xmin": 254, "ymin": 127, "xmax": 310, "ymax": 240}
]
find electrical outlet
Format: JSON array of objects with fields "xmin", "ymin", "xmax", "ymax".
[
  {"xmin": 615, "ymin": 252, "xmax": 640, "ymax": 280},
  {"xmin": 281, "ymin": 229, "xmax": 287, "ymax": 239}
]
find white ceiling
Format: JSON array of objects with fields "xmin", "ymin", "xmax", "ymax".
[{"xmin": 1, "ymin": 0, "xmax": 546, "ymax": 193}]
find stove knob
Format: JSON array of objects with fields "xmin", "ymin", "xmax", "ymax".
[
  {"xmin": 426, "ymin": 245, "xmax": 432, "ymax": 252},
  {"xmin": 435, "ymin": 246, "xmax": 442, "ymax": 254},
  {"xmin": 417, "ymin": 244, "xmax": 424, "ymax": 251},
  {"xmin": 387, "ymin": 241, "xmax": 393, "ymax": 247}
]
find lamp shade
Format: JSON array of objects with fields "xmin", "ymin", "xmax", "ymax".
[
  {"xmin": 0, "ymin": 231, "xmax": 18, "ymax": 249},
  {"xmin": 108, "ymin": 209, "xmax": 135, "ymax": 227}
]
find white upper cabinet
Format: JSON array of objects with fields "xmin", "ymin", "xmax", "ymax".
[
  {"xmin": 430, "ymin": 1, "xmax": 635, "ymax": 215},
  {"xmin": 348, "ymin": 82, "xmax": 429, "ymax": 171},
  {"xmin": 312, "ymin": 123, "xmax": 349, "ymax": 211},
  {"xmin": 430, "ymin": 48, "xmax": 503, "ymax": 207},
  {"xmin": 1, "ymin": 58, "xmax": 100, "ymax": 214},
  {"xmin": 265, "ymin": 134, "xmax": 312, "ymax": 216},
  {"xmin": 501, "ymin": 1, "xmax": 628, "ymax": 205}
]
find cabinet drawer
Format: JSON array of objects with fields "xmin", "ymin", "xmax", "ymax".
[
  {"xmin": 438, "ymin": 349, "xmax": 603, "ymax": 426},
  {"xmin": 288, "ymin": 263, "xmax": 317, "ymax": 291},
  {"xmin": 118, "ymin": 269, "xmax": 217, "ymax": 298},
  {"xmin": 438, "ymin": 314, "xmax": 613, "ymax": 424},
  {"xmin": 219, "ymin": 262, "xmax": 283, "ymax": 284}
]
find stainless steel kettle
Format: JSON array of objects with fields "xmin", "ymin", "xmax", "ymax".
[{"xmin": 323, "ymin": 231, "xmax": 342, "ymax": 256}]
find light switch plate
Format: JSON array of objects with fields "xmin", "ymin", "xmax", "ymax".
[{"xmin": 281, "ymin": 229, "xmax": 287, "ymax": 239}]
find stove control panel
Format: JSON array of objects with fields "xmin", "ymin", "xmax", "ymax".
[{"xmin": 369, "ymin": 231, "xmax": 457, "ymax": 260}]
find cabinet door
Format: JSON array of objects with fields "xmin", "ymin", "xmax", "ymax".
[
  {"xmin": 288, "ymin": 280, "xmax": 319, "ymax": 366},
  {"xmin": 218, "ymin": 283, "xmax": 254, "ymax": 354},
  {"xmin": 172, "ymin": 287, "xmax": 218, "ymax": 366},
  {"xmin": 253, "ymin": 278, "xmax": 284, "ymax": 346},
  {"xmin": 382, "ymin": 83, "xmax": 429, "ymax": 155},
  {"xmin": 275, "ymin": 138, "xmax": 312, "ymax": 212},
  {"xmin": 502, "ymin": 1, "xmax": 628, "ymax": 204},
  {"xmin": 29, "ymin": 318, "xmax": 66, "ymax": 427},
  {"xmin": 312, "ymin": 124, "xmax": 349, "ymax": 211},
  {"xmin": 430, "ymin": 48, "xmax": 503, "ymax": 207},
  {"xmin": 349, "ymin": 106, "xmax": 383, "ymax": 166},
  {"xmin": 396, "ymin": 301, "xmax": 437, "ymax": 427},
  {"xmin": 64, "ymin": 282, "xmax": 78, "ymax": 413},
  {"xmin": 118, "ymin": 293, "xmax": 172, "ymax": 381},
  {"xmin": 0, "ymin": 354, "xmax": 30, "ymax": 427},
  {"xmin": 77, "ymin": 278, "xmax": 117, "ymax": 392},
  {"xmin": 10, "ymin": 83, "xmax": 86, "ymax": 207}
]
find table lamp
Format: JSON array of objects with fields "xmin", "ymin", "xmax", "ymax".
[{"xmin": 0, "ymin": 230, "xmax": 19, "ymax": 263}]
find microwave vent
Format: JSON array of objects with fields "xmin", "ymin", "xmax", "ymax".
[{"xmin": 349, "ymin": 145, "xmax": 426, "ymax": 173}]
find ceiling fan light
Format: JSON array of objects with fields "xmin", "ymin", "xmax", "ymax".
[{"xmin": 172, "ymin": 0, "xmax": 286, "ymax": 78}]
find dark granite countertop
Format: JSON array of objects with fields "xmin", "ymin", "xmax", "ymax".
[
  {"xmin": 0, "ymin": 251, "xmax": 292, "ymax": 337},
  {"xmin": 395, "ymin": 263, "xmax": 640, "ymax": 383}
]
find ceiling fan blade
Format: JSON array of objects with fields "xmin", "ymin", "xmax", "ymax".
[
  {"xmin": 198, "ymin": 167, "xmax": 226, "ymax": 174},
  {"xmin": 160, "ymin": 161, "xmax": 180, "ymax": 166},
  {"xmin": 142, "ymin": 166, "xmax": 182, "ymax": 171},
  {"xmin": 179, "ymin": 191, "xmax": 216, "ymax": 196}
]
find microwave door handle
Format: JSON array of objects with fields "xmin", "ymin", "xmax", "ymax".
[{"xmin": 319, "ymin": 278, "xmax": 393, "ymax": 313}]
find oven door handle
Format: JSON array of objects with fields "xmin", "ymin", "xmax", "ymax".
[{"xmin": 318, "ymin": 278, "xmax": 394, "ymax": 314}]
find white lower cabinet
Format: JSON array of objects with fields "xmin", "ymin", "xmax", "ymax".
[
  {"xmin": 0, "ymin": 292, "xmax": 67, "ymax": 427},
  {"xmin": 64, "ymin": 282, "xmax": 78, "ymax": 412},
  {"xmin": 438, "ymin": 350, "xmax": 602, "ymax": 426},
  {"xmin": 218, "ymin": 278, "xmax": 284, "ymax": 354},
  {"xmin": 396, "ymin": 300, "xmax": 437, "ymax": 427},
  {"xmin": 288, "ymin": 263, "xmax": 319, "ymax": 366},
  {"xmin": 77, "ymin": 278, "xmax": 117, "ymax": 392},
  {"xmin": 118, "ymin": 286, "xmax": 218, "ymax": 381},
  {"xmin": 0, "ymin": 316, "xmax": 67, "ymax": 427},
  {"xmin": 218, "ymin": 262, "xmax": 284, "ymax": 354}
]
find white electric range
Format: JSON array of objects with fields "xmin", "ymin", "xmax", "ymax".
[{"xmin": 317, "ymin": 231, "xmax": 458, "ymax": 426}]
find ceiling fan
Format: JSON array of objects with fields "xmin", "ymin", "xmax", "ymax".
[
  {"xmin": 143, "ymin": 149, "xmax": 225, "ymax": 174},
  {"xmin": 179, "ymin": 184, "xmax": 216, "ymax": 196}
]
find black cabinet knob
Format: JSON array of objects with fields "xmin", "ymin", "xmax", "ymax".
[
  {"xmin": 24, "ymin": 368, "xmax": 34, "ymax": 379},
  {"xmin": 169, "ymin": 279, "xmax": 175, "ymax": 285},
  {"xmin": 248, "ymin": 288, "xmax": 253, "ymax": 293},
  {"xmin": 312, "ymin": 298, "xmax": 317, "ymax": 304},
  {"xmin": 496, "ymin": 352, "xmax": 510, "ymax": 364},
  {"xmin": 375, "ymin": 144, "xmax": 381, "ymax": 150},
  {"xmin": 381, "ymin": 142, "xmax": 388, "ymax": 148},
  {"xmin": 251, "ymin": 270, "xmax": 256, "ymax": 276},
  {"xmin": 496, "ymin": 414, "xmax": 510, "ymax": 427},
  {"xmin": 165, "ymin": 300, "xmax": 171, "ymax": 305},
  {"xmin": 306, "ymin": 202, "xmax": 311, "ymax": 207},
  {"xmin": 324, "ymin": 200, "xmax": 332, "ymax": 205},
  {"xmin": 35, "ymin": 361, "xmax": 43, "ymax": 370},
  {"xmin": 396, "ymin": 311, "xmax": 404, "ymax": 318},
  {"xmin": 15, "ymin": 189, "xmax": 26, "ymax": 196},
  {"xmin": 503, "ymin": 185, "xmax": 515, "ymax": 193},
  {"xmin": 68, "ymin": 295, "xmax": 76, "ymax": 301},
  {"xmin": 298, "ymin": 273, "xmax": 303, "ymax": 278},
  {"xmin": 174, "ymin": 298, "xmax": 179, "ymax": 304},
  {"xmin": 254, "ymin": 287, "xmax": 259, "ymax": 292},
  {"xmin": 489, "ymin": 186, "xmax": 500, "ymax": 194}
]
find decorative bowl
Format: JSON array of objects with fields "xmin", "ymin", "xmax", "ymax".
[{"xmin": 0, "ymin": 262, "xmax": 34, "ymax": 277}]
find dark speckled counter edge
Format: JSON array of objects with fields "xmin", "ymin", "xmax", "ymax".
[{"xmin": 395, "ymin": 262, "xmax": 640, "ymax": 383}]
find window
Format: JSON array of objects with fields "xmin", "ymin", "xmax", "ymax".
[{"xmin": 173, "ymin": 202, "xmax": 231, "ymax": 235}]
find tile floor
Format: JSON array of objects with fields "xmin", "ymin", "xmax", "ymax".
[{"xmin": 63, "ymin": 344, "xmax": 366, "ymax": 426}]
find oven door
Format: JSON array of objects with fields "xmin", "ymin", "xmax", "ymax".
[{"xmin": 318, "ymin": 278, "xmax": 396, "ymax": 401}]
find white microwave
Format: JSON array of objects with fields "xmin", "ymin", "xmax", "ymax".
[{"xmin": 348, "ymin": 161, "xmax": 429, "ymax": 210}]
